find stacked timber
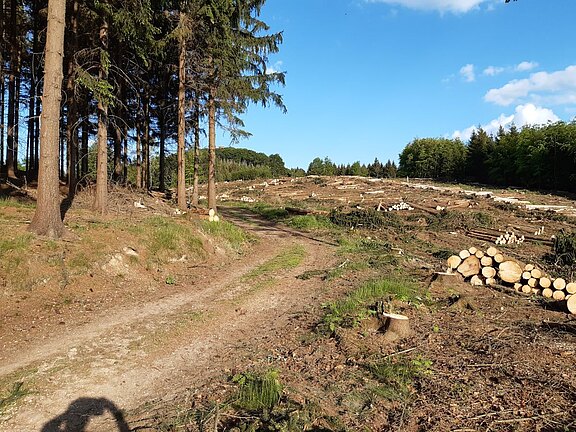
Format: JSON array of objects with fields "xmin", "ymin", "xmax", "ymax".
[{"xmin": 446, "ymin": 246, "xmax": 576, "ymax": 315}]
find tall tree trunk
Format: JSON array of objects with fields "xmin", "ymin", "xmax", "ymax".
[
  {"xmin": 207, "ymin": 85, "xmax": 216, "ymax": 212},
  {"xmin": 6, "ymin": 5, "xmax": 16, "ymax": 179},
  {"xmin": 29, "ymin": 0, "xmax": 66, "ymax": 238},
  {"xmin": 1, "ymin": 76, "xmax": 5, "ymax": 173},
  {"xmin": 191, "ymin": 100, "xmax": 200, "ymax": 206},
  {"xmin": 93, "ymin": 19, "xmax": 109, "ymax": 214},
  {"xmin": 143, "ymin": 89, "xmax": 150, "ymax": 190},
  {"xmin": 135, "ymin": 112, "xmax": 142, "ymax": 188},
  {"xmin": 177, "ymin": 28, "xmax": 186, "ymax": 209},
  {"xmin": 65, "ymin": 0, "xmax": 79, "ymax": 195},
  {"xmin": 123, "ymin": 123, "xmax": 128, "ymax": 184},
  {"xmin": 159, "ymin": 102, "xmax": 166, "ymax": 192},
  {"xmin": 33, "ymin": 82, "xmax": 41, "ymax": 175},
  {"xmin": 80, "ymin": 112, "xmax": 89, "ymax": 177},
  {"xmin": 113, "ymin": 123, "xmax": 122, "ymax": 182}
]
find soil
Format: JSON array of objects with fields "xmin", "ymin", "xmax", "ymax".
[{"xmin": 1, "ymin": 176, "xmax": 576, "ymax": 431}]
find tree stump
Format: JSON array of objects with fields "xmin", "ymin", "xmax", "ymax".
[{"xmin": 379, "ymin": 313, "xmax": 412, "ymax": 341}]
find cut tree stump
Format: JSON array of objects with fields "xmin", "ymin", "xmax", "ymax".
[
  {"xmin": 498, "ymin": 260, "xmax": 523, "ymax": 284},
  {"xmin": 457, "ymin": 256, "xmax": 481, "ymax": 278},
  {"xmin": 380, "ymin": 313, "xmax": 412, "ymax": 340}
]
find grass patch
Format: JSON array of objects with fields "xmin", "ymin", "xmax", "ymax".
[
  {"xmin": 322, "ymin": 278, "xmax": 425, "ymax": 332},
  {"xmin": 0, "ymin": 382, "xmax": 29, "ymax": 416},
  {"xmin": 287, "ymin": 215, "xmax": 332, "ymax": 230},
  {"xmin": 330, "ymin": 208, "xmax": 404, "ymax": 230},
  {"xmin": 427, "ymin": 210, "xmax": 494, "ymax": 231},
  {"xmin": 140, "ymin": 216, "xmax": 205, "ymax": 262},
  {"xmin": 245, "ymin": 244, "xmax": 306, "ymax": 280},
  {"xmin": 200, "ymin": 220, "xmax": 252, "ymax": 251},
  {"xmin": 232, "ymin": 370, "xmax": 283, "ymax": 412},
  {"xmin": 240, "ymin": 202, "xmax": 289, "ymax": 221},
  {"xmin": 367, "ymin": 355, "xmax": 432, "ymax": 401},
  {"xmin": 0, "ymin": 197, "xmax": 35, "ymax": 209}
]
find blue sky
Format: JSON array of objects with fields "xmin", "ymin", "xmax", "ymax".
[{"xmin": 223, "ymin": 0, "xmax": 576, "ymax": 169}]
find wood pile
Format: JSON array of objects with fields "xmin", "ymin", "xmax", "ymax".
[
  {"xmin": 446, "ymin": 246, "xmax": 576, "ymax": 315},
  {"xmin": 376, "ymin": 201, "xmax": 414, "ymax": 212}
]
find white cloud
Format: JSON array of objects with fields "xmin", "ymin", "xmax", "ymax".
[
  {"xmin": 485, "ymin": 65, "xmax": 576, "ymax": 106},
  {"xmin": 365, "ymin": 0, "xmax": 495, "ymax": 13},
  {"xmin": 483, "ymin": 66, "xmax": 505, "ymax": 77},
  {"xmin": 460, "ymin": 64, "xmax": 476, "ymax": 82},
  {"xmin": 515, "ymin": 61, "xmax": 539, "ymax": 72},
  {"xmin": 452, "ymin": 104, "xmax": 560, "ymax": 141},
  {"xmin": 266, "ymin": 60, "xmax": 283, "ymax": 75}
]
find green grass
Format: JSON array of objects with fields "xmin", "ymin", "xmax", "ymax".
[
  {"xmin": 0, "ymin": 382, "xmax": 29, "ymax": 416},
  {"xmin": 232, "ymin": 370, "xmax": 283, "ymax": 412},
  {"xmin": 201, "ymin": 220, "xmax": 252, "ymax": 251},
  {"xmin": 0, "ymin": 234, "xmax": 33, "ymax": 254},
  {"xmin": 245, "ymin": 244, "xmax": 306, "ymax": 279},
  {"xmin": 286, "ymin": 215, "xmax": 332, "ymax": 230},
  {"xmin": 367, "ymin": 356, "xmax": 432, "ymax": 401},
  {"xmin": 139, "ymin": 216, "xmax": 205, "ymax": 262},
  {"xmin": 0, "ymin": 197, "xmax": 35, "ymax": 209},
  {"xmin": 322, "ymin": 278, "xmax": 425, "ymax": 332}
]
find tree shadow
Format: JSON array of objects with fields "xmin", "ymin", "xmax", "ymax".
[{"xmin": 40, "ymin": 397, "xmax": 130, "ymax": 432}]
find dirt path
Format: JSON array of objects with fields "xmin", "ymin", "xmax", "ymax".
[{"xmin": 0, "ymin": 208, "xmax": 337, "ymax": 432}]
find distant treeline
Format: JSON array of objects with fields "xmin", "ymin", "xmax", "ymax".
[
  {"xmin": 398, "ymin": 121, "xmax": 576, "ymax": 192},
  {"xmin": 306, "ymin": 157, "xmax": 398, "ymax": 178}
]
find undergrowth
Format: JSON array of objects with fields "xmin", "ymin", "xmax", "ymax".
[
  {"xmin": 321, "ymin": 278, "xmax": 425, "ymax": 332},
  {"xmin": 366, "ymin": 356, "xmax": 432, "ymax": 402},
  {"xmin": 200, "ymin": 220, "xmax": 253, "ymax": 251}
]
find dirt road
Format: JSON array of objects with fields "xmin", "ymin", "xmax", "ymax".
[{"xmin": 0, "ymin": 208, "xmax": 336, "ymax": 431}]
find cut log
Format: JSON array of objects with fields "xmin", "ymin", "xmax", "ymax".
[
  {"xmin": 475, "ymin": 250, "xmax": 485, "ymax": 259},
  {"xmin": 380, "ymin": 313, "xmax": 412, "ymax": 339},
  {"xmin": 208, "ymin": 208, "xmax": 216, "ymax": 217},
  {"xmin": 498, "ymin": 260, "xmax": 523, "ymax": 284},
  {"xmin": 481, "ymin": 256, "xmax": 493, "ymax": 267},
  {"xmin": 528, "ymin": 278, "xmax": 538, "ymax": 288},
  {"xmin": 481, "ymin": 267, "xmax": 497, "ymax": 279},
  {"xmin": 457, "ymin": 256, "xmax": 481, "ymax": 278},
  {"xmin": 468, "ymin": 246, "xmax": 478, "ymax": 255},
  {"xmin": 486, "ymin": 246, "xmax": 499, "ymax": 257},
  {"xmin": 530, "ymin": 269, "xmax": 542, "ymax": 279},
  {"xmin": 522, "ymin": 271, "xmax": 532, "ymax": 280},
  {"xmin": 539, "ymin": 277, "xmax": 552, "ymax": 289},
  {"xmin": 470, "ymin": 275, "xmax": 484, "ymax": 286},
  {"xmin": 542, "ymin": 288, "xmax": 553, "ymax": 298},
  {"xmin": 486, "ymin": 277, "xmax": 496, "ymax": 286},
  {"xmin": 531, "ymin": 288, "xmax": 541, "ymax": 296},
  {"xmin": 567, "ymin": 294, "xmax": 576, "ymax": 314},
  {"xmin": 494, "ymin": 253, "xmax": 505, "ymax": 264},
  {"xmin": 514, "ymin": 282, "xmax": 522, "ymax": 292},
  {"xmin": 447, "ymin": 255, "xmax": 462, "ymax": 270},
  {"xmin": 553, "ymin": 278, "xmax": 566, "ymax": 291},
  {"xmin": 524, "ymin": 264, "xmax": 535, "ymax": 272},
  {"xmin": 521, "ymin": 285, "xmax": 532, "ymax": 294},
  {"xmin": 553, "ymin": 290, "xmax": 566, "ymax": 301},
  {"xmin": 566, "ymin": 282, "xmax": 576, "ymax": 295},
  {"xmin": 459, "ymin": 249, "xmax": 471, "ymax": 260}
]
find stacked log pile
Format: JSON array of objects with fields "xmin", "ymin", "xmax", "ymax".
[{"xmin": 446, "ymin": 246, "xmax": 576, "ymax": 315}]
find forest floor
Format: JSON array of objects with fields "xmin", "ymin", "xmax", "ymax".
[{"xmin": 0, "ymin": 176, "xmax": 575, "ymax": 431}]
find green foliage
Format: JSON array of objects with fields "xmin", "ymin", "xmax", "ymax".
[
  {"xmin": 286, "ymin": 215, "xmax": 332, "ymax": 230},
  {"xmin": 551, "ymin": 230, "xmax": 576, "ymax": 266},
  {"xmin": 322, "ymin": 278, "xmax": 424, "ymax": 332},
  {"xmin": 367, "ymin": 356, "xmax": 432, "ymax": 401},
  {"xmin": 200, "ymin": 220, "xmax": 252, "ymax": 251},
  {"xmin": 140, "ymin": 217, "xmax": 204, "ymax": 262},
  {"xmin": 398, "ymin": 137, "xmax": 467, "ymax": 179},
  {"xmin": 246, "ymin": 245, "xmax": 306, "ymax": 279},
  {"xmin": 427, "ymin": 210, "xmax": 493, "ymax": 231},
  {"xmin": 329, "ymin": 208, "xmax": 403, "ymax": 230},
  {"xmin": 232, "ymin": 370, "xmax": 283, "ymax": 412},
  {"xmin": 307, "ymin": 157, "xmax": 336, "ymax": 176}
]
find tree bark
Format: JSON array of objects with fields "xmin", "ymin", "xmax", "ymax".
[
  {"xmin": 177, "ymin": 23, "xmax": 186, "ymax": 210},
  {"xmin": 191, "ymin": 99, "xmax": 200, "ymax": 206},
  {"xmin": 93, "ymin": 19, "xmax": 109, "ymax": 214},
  {"xmin": 65, "ymin": 0, "xmax": 79, "ymax": 195},
  {"xmin": 207, "ymin": 85, "xmax": 216, "ymax": 212},
  {"xmin": 29, "ymin": 0, "xmax": 66, "ymax": 238}
]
